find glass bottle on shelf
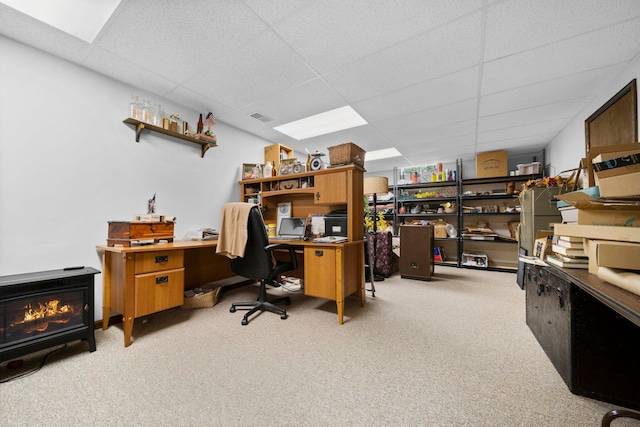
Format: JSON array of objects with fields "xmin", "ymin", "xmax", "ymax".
[
  {"xmin": 263, "ymin": 161, "xmax": 272, "ymax": 178},
  {"xmin": 197, "ymin": 114, "xmax": 204, "ymax": 134},
  {"xmin": 141, "ymin": 99, "xmax": 152, "ymax": 124},
  {"xmin": 128, "ymin": 95, "xmax": 141, "ymax": 120},
  {"xmin": 152, "ymin": 103, "xmax": 162, "ymax": 127}
]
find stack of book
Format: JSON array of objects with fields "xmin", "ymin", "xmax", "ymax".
[{"xmin": 546, "ymin": 236, "xmax": 588, "ymax": 269}]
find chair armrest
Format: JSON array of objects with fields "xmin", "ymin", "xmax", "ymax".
[{"xmin": 265, "ymin": 243, "xmax": 298, "ymax": 270}]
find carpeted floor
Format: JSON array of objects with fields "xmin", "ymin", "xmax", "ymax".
[{"xmin": 0, "ymin": 266, "xmax": 637, "ymax": 426}]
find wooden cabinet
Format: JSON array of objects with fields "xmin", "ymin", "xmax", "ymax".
[
  {"xmin": 304, "ymin": 246, "xmax": 337, "ymax": 300},
  {"xmin": 132, "ymin": 250, "xmax": 184, "ymax": 317},
  {"xmin": 314, "ymin": 171, "xmax": 347, "ymax": 204},
  {"xmin": 399, "ymin": 225, "xmax": 434, "ymax": 280},
  {"xmin": 134, "ymin": 268, "xmax": 184, "ymax": 317}
]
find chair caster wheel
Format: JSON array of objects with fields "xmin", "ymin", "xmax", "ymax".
[
  {"xmin": 241, "ymin": 318, "xmax": 248, "ymax": 325},
  {"xmin": 280, "ymin": 313, "xmax": 287, "ymax": 320},
  {"xmin": 230, "ymin": 306, "xmax": 236, "ymax": 313}
]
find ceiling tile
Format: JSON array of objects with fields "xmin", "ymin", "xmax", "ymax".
[
  {"xmin": 324, "ymin": 12, "xmax": 483, "ymax": 102},
  {"xmin": 182, "ymin": 30, "xmax": 317, "ymax": 110},
  {"xmin": 95, "ymin": 1, "xmax": 268, "ymax": 83},
  {"xmin": 477, "ymin": 119, "xmax": 567, "ymax": 145},
  {"xmin": 354, "ymin": 67, "xmax": 479, "ymax": 123},
  {"xmin": 478, "ymin": 98, "xmax": 589, "ymax": 133},
  {"xmin": 232, "ymin": 77, "xmax": 346, "ymax": 126},
  {"xmin": 481, "ymin": 17, "xmax": 640, "ymax": 95},
  {"xmin": 485, "ymin": 0, "xmax": 640, "ymax": 61},
  {"xmin": 0, "ymin": 4, "xmax": 93, "ymax": 64},
  {"xmin": 272, "ymin": 0, "xmax": 483, "ymax": 74},
  {"xmin": 83, "ymin": 47, "xmax": 179, "ymax": 99},
  {"xmin": 479, "ymin": 64, "xmax": 624, "ymax": 117},
  {"xmin": 242, "ymin": 0, "xmax": 316, "ymax": 26}
]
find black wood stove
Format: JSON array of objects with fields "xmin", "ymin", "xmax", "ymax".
[{"xmin": 0, "ymin": 267, "xmax": 99, "ymax": 362}]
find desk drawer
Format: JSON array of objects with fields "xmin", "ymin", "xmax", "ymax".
[
  {"xmin": 135, "ymin": 250, "xmax": 184, "ymax": 274},
  {"xmin": 304, "ymin": 247, "xmax": 336, "ymax": 300},
  {"xmin": 134, "ymin": 268, "xmax": 184, "ymax": 317}
]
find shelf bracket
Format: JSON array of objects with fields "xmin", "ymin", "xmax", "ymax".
[
  {"xmin": 201, "ymin": 143, "xmax": 212, "ymax": 158},
  {"xmin": 135, "ymin": 123, "xmax": 145, "ymax": 142}
]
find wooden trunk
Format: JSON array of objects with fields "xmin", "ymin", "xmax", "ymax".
[{"xmin": 107, "ymin": 221, "xmax": 175, "ymax": 247}]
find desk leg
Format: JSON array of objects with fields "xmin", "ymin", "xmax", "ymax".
[
  {"xmin": 102, "ymin": 251, "xmax": 111, "ymax": 330},
  {"xmin": 123, "ymin": 317, "xmax": 134, "ymax": 347},
  {"xmin": 336, "ymin": 247, "xmax": 344, "ymax": 325}
]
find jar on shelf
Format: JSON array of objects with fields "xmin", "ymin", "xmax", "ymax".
[
  {"xmin": 141, "ymin": 99, "xmax": 152, "ymax": 123},
  {"xmin": 263, "ymin": 161, "xmax": 273, "ymax": 178},
  {"xmin": 152, "ymin": 103, "xmax": 162, "ymax": 127},
  {"xmin": 128, "ymin": 95, "xmax": 141, "ymax": 120}
]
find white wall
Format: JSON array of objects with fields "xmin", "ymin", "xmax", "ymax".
[
  {"xmin": 0, "ymin": 36, "xmax": 270, "ymax": 320},
  {"xmin": 547, "ymin": 54, "xmax": 640, "ymax": 174}
]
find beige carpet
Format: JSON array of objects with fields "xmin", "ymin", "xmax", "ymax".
[{"xmin": 1, "ymin": 266, "xmax": 636, "ymax": 426}]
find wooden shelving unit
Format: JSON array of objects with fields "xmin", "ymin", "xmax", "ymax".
[{"xmin": 123, "ymin": 118, "xmax": 217, "ymax": 158}]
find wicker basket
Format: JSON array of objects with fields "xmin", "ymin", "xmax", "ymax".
[
  {"xmin": 327, "ymin": 142, "xmax": 366, "ymax": 167},
  {"xmin": 181, "ymin": 285, "xmax": 221, "ymax": 309}
]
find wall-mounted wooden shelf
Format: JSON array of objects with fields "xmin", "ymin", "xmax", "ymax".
[{"xmin": 123, "ymin": 118, "xmax": 217, "ymax": 158}]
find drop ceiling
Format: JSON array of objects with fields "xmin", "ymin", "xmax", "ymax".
[{"xmin": 2, "ymin": 0, "xmax": 640, "ymax": 173}]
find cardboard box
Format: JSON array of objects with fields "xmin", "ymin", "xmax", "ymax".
[
  {"xmin": 434, "ymin": 221, "xmax": 448, "ymax": 238},
  {"xmin": 592, "ymin": 148, "xmax": 640, "ymax": 164},
  {"xmin": 476, "ymin": 150, "xmax": 508, "ymax": 178},
  {"xmin": 586, "ymin": 143, "xmax": 640, "ymax": 187},
  {"xmin": 594, "ymin": 163, "xmax": 640, "ymax": 198},
  {"xmin": 577, "ymin": 208, "xmax": 640, "ymax": 227},
  {"xmin": 585, "ymin": 239, "xmax": 640, "ymax": 273},
  {"xmin": 462, "ymin": 252, "xmax": 488, "ymax": 268},
  {"xmin": 516, "ymin": 162, "xmax": 542, "ymax": 175},
  {"xmin": 534, "ymin": 235, "xmax": 553, "ymax": 260},
  {"xmin": 556, "ymin": 190, "xmax": 640, "ymax": 227},
  {"xmin": 554, "ymin": 223, "xmax": 640, "ymax": 243}
]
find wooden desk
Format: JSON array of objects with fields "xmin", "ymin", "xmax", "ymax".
[{"xmin": 97, "ymin": 239, "xmax": 364, "ymax": 347}]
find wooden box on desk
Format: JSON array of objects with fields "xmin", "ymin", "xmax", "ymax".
[{"xmin": 107, "ymin": 221, "xmax": 174, "ymax": 247}]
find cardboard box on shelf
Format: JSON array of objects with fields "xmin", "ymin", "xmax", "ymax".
[
  {"xmin": 434, "ymin": 220, "xmax": 448, "ymax": 238},
  {"xmin": 462, "ymin": 252, "xmax": 488, "ymax": 268},
  {"xmin": 584, "ymin": 239, "xmax": 640, "ymax": 274},
  {"xmin": 476, "ymin": 150, "xmax": 508, "ymax": 178},
  {"xmin": 516, "ymin": 162, "xmax": 542, "ymax": 175}
]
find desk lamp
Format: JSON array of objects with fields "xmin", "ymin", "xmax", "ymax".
[{"xmin": 364, "ymin": 176, "xmax": 389, "ymax": 290}]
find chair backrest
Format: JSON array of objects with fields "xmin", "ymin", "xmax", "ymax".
[{"xmin": 229, "ymin": 206, "xmax": 275, "ymax": 280}]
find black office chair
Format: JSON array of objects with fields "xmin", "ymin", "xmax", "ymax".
[
  {"xmin": 228, "ymin": 205, "xmax": 298, "ymax": 325},
  {"xmin": 601, "ymin": 409, "xmax": 640, "ymax": 426}
]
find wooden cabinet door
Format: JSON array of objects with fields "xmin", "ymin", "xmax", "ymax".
[
  {"xmin": 314, "ymin": 171, "xmax": 347, "ymax": 204},
  {"xmin": 303, "ymin": 247, "xmax": 336, "ymax": 300},
  {"xmin": 134, "ymin": 268, "xmax": 184, "ymax": 316}
]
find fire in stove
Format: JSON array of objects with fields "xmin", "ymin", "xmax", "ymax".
[{"xmin": 9, "ymin": 298, "xmax": 80, "ymax": 336}]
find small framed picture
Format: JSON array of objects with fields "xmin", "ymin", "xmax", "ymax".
[{"xmin": 242, "ymin": 163, "xmax": 263, "ymax": 180}]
